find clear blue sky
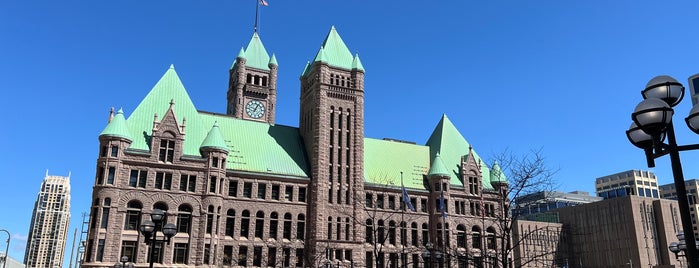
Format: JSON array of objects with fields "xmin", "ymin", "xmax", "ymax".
[{"xmin": 3, "ymin": 0, "xmax": 699, "ymax": 265}]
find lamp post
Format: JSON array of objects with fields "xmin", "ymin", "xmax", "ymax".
[
  {"xmin": 0, "ymin": 228, "xmax": 9, "ymax": 268},
  {"xmin": 113, "ymin": 256, "xmax": 135, "ymax": 268},
  {"xmin": 669, "ymin": 231, "xmax": 699, "ymax": 268},
  {"xmin": 138, "ymin": 209, "xmax": 176, "ymax": 268},
  {"xmin": 422, "ymin": 242, "xmax": 443, "ymax": 268},
  {"xmin": 626, "ymin": 75, "xmax": 699, "ymax": 268}
]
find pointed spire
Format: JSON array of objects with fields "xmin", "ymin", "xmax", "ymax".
[
  {"xmin": 490, "ymin": 161, "xmax": 508, "ymax": 184},
  {"xmin": 428, "ymin": 152, "xmax": 450, "ymax": 177},
  {"xmin": 269, "ymin": 53, "xmax": 278, "ymax": 67},
  {"xmin": 352, "ymin": 53, "xmax": 364, "ymax": 71},
  {"xmin": 318, "ymin": 26, "xmax": 354, "ymax": 69},
  {"xmin": 244, "ymin": 32, "xmax": 271, "ymax": 70},
  {"xmin": 200, "ymin": 122, "xmax": 229, "ymax": 153},
  {"xmin": 100, "ymin": 108, "xmax": 132, "ymax": 141},
  {"xmin": 313, "ymin": 46, "xmax": 326, "ymax": 63},
  {"xmin": 237, "ymin": 47, "xmax": 246, "ymax": 59},
  {"xmin": 169, "ymin": 64, "xmax": 175, "ymax": 69},
  {"xmin": 108, "ymin": 107, "xmax": 115, "ymax": 123},
  {"xmin": 300, "ymin": 61, "xmax": 311, "ymax": 77}
]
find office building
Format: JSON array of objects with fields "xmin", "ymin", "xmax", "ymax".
[
  {"xmin": 513, "ymin": 190, "xmax": 602, "ymax": 219},
  {"xmin": 24, "ymin": 172, "xmax": 71, "ymax": 268},
  {"xmin": 595, "ymin": 170, "xmax": 660, "ymax": 199},
  {"xmin": 659, "ymin": 179, "xmax": 699, "ymax": 239},
  {"xmin": 82, "ymin": 27, "xmax": 509, "ymax": 267}
]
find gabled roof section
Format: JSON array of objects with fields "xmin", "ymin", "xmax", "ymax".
[
  {"xmin": 244, "ymin": 32, "xmax": 271, "ymax": 70},
  {"xmin": 319, "ymin": 26, "xmax": 354, "ymax": 70},
  {"xmin": 364, "ymin": 138, "xmax": 430, "ymax": 189},
  {"xmin": 490, "ymin": 160, "xmax": 508, "ymax": 185},
  {"xmin": 200, "ymin": 122, "xmax": 228, "ymax": 153},
  {"xmin": 127, "ymin": 65, "xmax": 199, "ymax": 152},
  {"xmin": 428, "ymin": 153, "xmax": 449, "ymax": 177},
  {"xmin": 425, "ymin": 114, "xmax": 493, "ymax": 189},
  {"xmin": 100, "ymin": 108, "xmax": 132, "ymax": 141}
]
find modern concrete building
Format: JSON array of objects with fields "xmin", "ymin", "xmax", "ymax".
[
  {"xmin": 3, "ymin": 254, "xmax": 27, "ymax": 268},
  {"xmin": 659, "ymin": 179, "xmax": 699, "ymax": 239},
  {"xmin": 595, "ymin": 170, "xmax": 660, "ymax": 199},
  {"xmin": 82, "ymin": 27, "xmax": 510, "ymax": 268},
  {"xmin": 512, "ymin": 219, "xmax": 565, "ymax": 268},
  {"xmin": 513, "ymin": 190, "xmax": 602, "ymax": 219},
  {"xmin": 24, "ymin": 172, "xmax": 71, "ymax": 268}
]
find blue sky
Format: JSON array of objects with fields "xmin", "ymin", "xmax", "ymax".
[{"xmin": 3, "ymin": 0, "xmax": 699, "ymax": 265}]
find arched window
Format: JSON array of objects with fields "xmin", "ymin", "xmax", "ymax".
[
  {"xmin": 327, "ymin": 217, "xmax": 333, "ymax": 240},
  {"xmin": 225, "ymin": 209, "xmax": 235, "ymax": 237},
  {"xmin": 400, "ymin": 221, "xmax": 407, "ymax": 246},
  {"xmin": 255, "ymin": 211, "xmax": 265, "ymax": 239},
  {"xmin": 124, "ymin": 200, "xmax": 142, "ymax": 230},
  {"xmin": 472, "ymin": 226, "xmax": 482, "ymax": 249},
  {"xmin": 100, "ymin": 198, "xmax": 111, "ymax": 229},
  {"xmin": 486, "ymin": 227, "xmax": 496, "ymax": 250},
  {"xmin": 283, "ymin": 213, "xmax": 292, "ymax": 239},
  {"xmin": 205, "ymin": 205, "xmax": 214, "ymax": 234},
  {"xmin": 365, "ymin": 219, "xmax": 373, "ymax": 243},
  {"xmin": 411, "ymin": 222, "xmax": 418, "ymax": 246},
  {"xmin": 388, "ymin": 221, "xmax": 397, "ymax": 245},
  {"xmin": 269, "ymin": 212, "xmax": 278, "ymax": 239},
  {"xmin": 158, "ymin": 138, "xmax": 175, "ymax": 163},
  {"xmin": 422, "ymin": 223, "xmax": 429, "ymax": 246},
  {"xmin": 457, "ymin": 225, "xmax": 467, "ymax": 248},
  {"xmin": 345, "ymin": 218, "xmax": 350, "ymax": 241},
  {"xmin": 177, "ymin": 204, "xmax": 192, "ymax": 233},
  {"xmin": 241, "ymin": 210, "xmax": 251, "ymax": 238},
  {"xmin": 336, "ymin": 217, "xmax": 341, "ymax": 240},
  {"xmin": 297, "ymin": 214, "xmax": 305, "ymax": 241},
  {"xmin": 377, "ymin": 220, "xmax": 385, "ymax": 244}
]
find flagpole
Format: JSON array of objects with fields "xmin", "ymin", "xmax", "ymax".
[
  {"xmin": 440, "ymin": 185, "xmax": 447, "ymax": 268},
  {"xmin": 254, "ymin": 0, "xmax": 259, "ymax": 33}
]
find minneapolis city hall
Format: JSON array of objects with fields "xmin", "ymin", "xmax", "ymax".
[{"xmin": 83, "ymin": 26, "xmax": 509, "ymax": 267}]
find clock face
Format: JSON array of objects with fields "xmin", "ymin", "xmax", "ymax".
[{"xmin": 245, "ymin": 100, "xmax": 265, "ymax": 119}]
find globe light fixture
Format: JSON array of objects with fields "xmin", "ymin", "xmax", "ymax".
[
  {"xmin": 642, "ymin": 75, "xmax": 685, "ymax": 107},
  {"xmin": 139, "ymin": 209, "xmax": 176, "ymax": 268}
]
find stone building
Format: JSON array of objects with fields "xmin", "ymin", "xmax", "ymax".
[
  {"xmin": 25, "ymin": 171, "xmax": 71, "ymax": 268},
  {"xmin": 659, "ymin": 179, "xmax": 699, "ymax": 239},
  {"xmin": 82, "ymin": 27, "xmax": 508, "ymax": 268}
]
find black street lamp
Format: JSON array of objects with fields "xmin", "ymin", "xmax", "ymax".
[
  {"xmin": 0, "ymin": 228, "xmax": 9, "ymax": 268},
  {"xmin": 113, "ymin": 256, "xmax": 134, "ymax": 268},
  {"xmin": 669, "ymin": 231, "xmax": 699, "ymax": 268},
  {"xmin": 138, "ymin": 209, "xmax": 176, "ymax": 268},
  {"xmin": 626, "ymin": 75, "xmax": 699, "ymax": 268}
]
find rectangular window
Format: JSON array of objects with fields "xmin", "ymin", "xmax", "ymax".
[
  {"xmin": 238, "ymin": 246, "xmax": 248, "ymax": 266},
  {"xmin": 173, "ymin": 243, "xmax": 189, "ymax": 264},
  {"xmin": 96, "ymin": 239, "xmax": 105, "ymax": 261},
  {"xmin": 283, "ymin": 248, "xmax": 291, "ymax": 267},
  {"xmin": 204, "ymin": 244, "xmax": 211, "ymax": 264},
  {"xmin": 212, "ymin": 157, "xmax": 219, "ymax": 168},
  {"xmin": 97, "ymin": 167, "xmax": 105, "ymax": 185},
  {"xmin": 268, "ymin": 247, "xmax": 277, "ymax": 267},
  {"xmin": 253, "ymin": 246, "xmax": 262, "ymax": 266},
  {"xmin": 285, "ymin": 186, "xmax": 293, "ymax": 201},
  {"xmin": 100, "ymin": 145, "xmax": 107, "ymax": 157},
  {"xmin": 299, "ymin": 187, "xmax": 307, "ymax": 203},
  {"xmin": 243, "ymin": 182, "xmax": 253, "ymax": 198},
  {"xmin": 130, "ymin": 170, "xmax": 147, "ymax": 188},
  {"xmin": 100, "ymin": 208, "xmax": 110, "ymax": 228},
  {"xmin": 223, "ymin": 246, "xmax": 234, "ymax": 265},
  {"xmin": 258, "ymin": 183, "xmax": 267, "ymax": 199},
  {"xmin": 120, "ymin": 241, "xmax": 138, "ymax": 265},
  {"xmin": 107, "ymin": 167, "xmax": 115, "ymax": 185},
  {"xmin": 272, "ymin": 185, "xmax": 280, "ymax": 200},
  {"xmin": 209, "ymin": 176, "xmax": 217, "ymax": 193},
  {"xmin": 377, "ymin": 194, "xmax": 384, "ymax": 209},
  {"xmin": 421, "ymin": 199, "xmax": 427, "ymax": 212},
  {"xmin": 179, "ymin": 175, "xmax": 189, "ymax": 191},
  {"xmin": 164, "ymin": 173, "xmax": 172, "ymax": 190},
  {"xmin": 111, "ymin": 145, "xmax": 119, "ymax": 157},
  {"xmin": 159, "ymin": 139, "xmax": 175, "ymax": 162},
  {"xmin": 228, "ymin": 180, "xmax": 238, "ymax": 196},
  {"xmin": 155, "ymin": 172, "xmax": 163, "ymax": 189},
  {"xmin": 366, "ymin": 193, "xmax": 373, "ymax": 207},
  {"xmin": 188, "ymin": 176, "xmax": 196, "ymax": 192},
  {"xmin": 295, "ymin": 248, "xmax": 304, "ymax": 267},
  {"xmin": 388, "ymin": 196, "xmax": 395, "ymax": 210}
]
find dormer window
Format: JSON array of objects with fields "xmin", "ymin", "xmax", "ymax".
[{"xmin": 159, "ymin": 139, "xmax": 175, "ymax": 163}]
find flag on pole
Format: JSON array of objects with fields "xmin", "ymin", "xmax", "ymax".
[
  {"xmin": 439, "ymin": 190, "xmax": 447, "ymax": 218},
  {"xmin": 402, "ymin": 186, "xmax": 416, "ymax": 212},
  {"xmin": 260, "ymin": 0, "xmax": 269, "ymax": 6},
  {"xmin": 480, "ymin": 189, "xmax": 485, "ymax": 218}
]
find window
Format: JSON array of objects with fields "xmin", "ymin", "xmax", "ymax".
[
  {"xmin": 272, "ymin": 185, "xmax": 280, "ymax": 200},
  {"xmin": 177, "ymin": 205, "xmax": 192, "ymax": 233},
  {"xmin": 225, "ymin": 209, "xmax": 236, "ymax": 237},
  {"xmin": 377, "ymin": 194, "xmax": 384, "ymax": 209},
  {"xmin": 241, "ymin": 210, "xmax": 250, "ymax": 238},
  {"xmin": 124, "ymin": 201, "xmax": 142, "ymax": 230},
  {"xmin": 209, "ymin": 176, "xmax": 217, "ymax": 193},
  {"xmin": 283, "ymin": 213, "xmax": 292, "ymax": 239},
  {"xmin": 253, "ymin": 246, "xmax": 263, "ymax": 267},
  {"xmin": 457, "ymin": 225, "xmax": 466, "ymax": 247},
  {"xmin": 96, "ymin": 167, "xmax": 104, "ymax": 185},
  {"xmin": 295, "ymin": 248, "xmax": 304, "ymax": 267},
  {"xmin": 238, "ymin": 246, "xmax": 248, "ymax": 266},
  {"xmin": 100, "ymin": 206, "xmax": 110, "ymax": 229},
  {"xmin": 173, "ymin": 243, "xmax": 189, "ymax": 264},
  {"xmin": 212, "ymin": 157, "xmax": 219, "ymax": 168},
  {"xmin": 155, "ymin": 172, "xmax": 172, "ymax": 190},
  {"xmin": 180, "ymin": 175, "xmax": 196, "ymax": 192},
  {"xmin": 283, "ymin": 248, "xmax": 291, "ymax": 267},
  {"xmin": 120, "ymin": 241, "xmax": 138, "ymax": 264},
  {"xmin": 486, "ymin": 227, "xmax": 496, "ymax": 249},
  {"xmin": 100, "ymin": 145, "xmax": 107, "ymax": 157},
  {"xmin": 107, "ymin": 167, "xmax": 115, "ymax": 185},
  {"xmin": 285, "ymin": 186, "xmax": 293, "ymax": 201},
  {"xmin": 96, "ymin": 239, "xmax": 105, "ymax": 261},
  {"xmin": 223, "ymin": 246, "xmax": 234, "ymax": 265},
  {"xmin": 472, "ymin": 226, "xmax": 482, "ymax": 249},
  {"xmin": 366, "ymin": 193, "xmax": 373, "ymax": 207},
  {"xmin": 388, "ymin": 196, "xmax": 396, "ymax": 210},
  {"xmin": 255, "ymin": 211, "xmax": 265, "ymax": 239},
  {"xmin": 297, "ymin": 214, "xmax": 306, "ymax": 240},
  {"xmin": 228, "ymin": 180, "xmax": 238, "ymax": 196},
  {"xmin": 204, "ymin": 244, "xmax": 211, "ymax": 264},
  {"xmin": 147, "ymin": 243, "xmax": 164, "ymax": 264},
  {"xmin": 206, "ymin": 206, "xmax": 214, "ymax": 234},
  {"xmin": 270, "ymin": 212, "xmax": 278, "ymax": 239},
  {"xmin": 366, "ymin": 219, "xmax": 374, "ymax": 243},
  {"xmin": 268, "ymin": 247, "xmax": 277, "ymax": 267},
  {"xmin": 388, "ymin": 221, "xmax": 397, "ymax": 245},
  {"xmin": 129, "ymin": 170, "xmax": 147, "ymax": 188},
  {"xmin": 299, "ymin": 187, "xmax": 306, "ymax": 202},
  {"xmin": 111, "ymin": 145, "xmax": 119, "ymax": 157},
  {"xmin": 243, "ymin": 182, "xmax": 253, "ymax": 198},
  {"xmin": 159, "ymin": 139, "xmax": 175, "ymax": 162},
  {"xmin": 258, "ymin": 183, "xmax": 267, "ymax": 199},
  {"xmin": 411, "ymin": 223, "xmax": 418, "ymax": 246}
]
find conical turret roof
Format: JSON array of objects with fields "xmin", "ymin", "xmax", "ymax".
[
  {"xmin": 428, "ymin": 153, "xmax": 450, "ymax": 177},
  {"xmin": 490, "ymin": 161, "xmax": 508, "ymax": 184},
  {"xmin": 200, "ymin": 122, "xmax": 228, "ymax": 153},
  {"xmin": 100, "ymin": 108, "xmax": 132, "ymax": 141},
  {"xmin": 352, "ymin": 53, "xmax": 365, "ymax": 71}
]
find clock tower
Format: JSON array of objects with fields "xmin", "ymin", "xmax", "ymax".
[
  {"xmin": 299, "ymin": 26, "xmax": 367, "ymax": 267},
  {"xmin": 228, "ymin": 32, "xmax": 278, "ymax": 124}
]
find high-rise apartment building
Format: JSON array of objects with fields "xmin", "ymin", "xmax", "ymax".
[
  {"xmin": 595, "ymin": 169, "xmax": 660, "ymax": 199},
  {"xmin": 24, "ymin": 172, "xmax": 71, "ymax": 268},
  {"xmin": 82, "ymin": 27, "xmax": 509, "ymax": 268}
]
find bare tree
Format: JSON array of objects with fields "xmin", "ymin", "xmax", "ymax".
[{"xmin": 488, "ymin": 148, "xmax": 559, "ymax": 268}]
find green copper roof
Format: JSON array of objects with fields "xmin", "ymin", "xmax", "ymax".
[
  {"xmin": 300, "ymin": 61, "xmax": 311, "ymax": 77},
  {"xmin": 200, "ymin": 122, "xmax": 228, "ymax": 152},
  {"xmin": 125, "ymin": 65, "xmax": 308, "ymax": 178},
  {"xmin": 318, "ymin": 26, "xmax": 354, "ymax": 70},
  {"xmin": 490, "ymin": 161, "xmax": 507, "ymax": 184},
  {"xmin": 313, "ymin": 47, "xmax": 326, "ymax": 63},
  {"xmin": 352, "ymin": 53, "xmax": 365, "ymax": 71},
  {"xmin": 364, "ymin": 138, "xmax": 430, "ymax": 189},
  {"xmin": 100, "ymin": 108, "xmax": 132, "ymax": 141},
  {"xmin": 425, "ymin": 114, "xmax": 493, "ymax": 189},
  {"xmin": 269, "ymin": 53, "xmax": 278, "ymax": 66},
  {"xmin": 244, "ymin": 32, "xmax": 271, "ymax": 70},
  {"xmin": 428, "ymin": 153, "xmax": 450, "ymax": 177}
]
